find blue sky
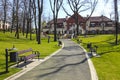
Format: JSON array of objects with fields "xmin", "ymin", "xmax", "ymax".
[{"xmin": 44, "ymin": 0, "xmax": 116, "ymax": 20}]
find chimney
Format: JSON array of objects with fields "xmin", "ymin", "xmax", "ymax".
[
  {"xmin": 66, "ymin": 16, "xmax": 68, "ymax": 20},
  {"xmin": 87, "ymin": 15, "xmax": 89, "ymax": 18}
]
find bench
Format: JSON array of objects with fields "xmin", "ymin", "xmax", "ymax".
[
  {"xmin": 77, "ymin": 39, "xmax": 82, "ymax": 44},
  {"xmin": 17, "ymin": 48, "xmax": 40, "ymax": 67},
  {"xmin": 87, "ymin": 43, "xmax": 99, "ymax": 57},
  {"xmin": 58, "ymin": 40, "xmax": 62, "ymax": 46},
  {"xmin": 89, "ymin": 47, "xmax": 96, "ymax": 55}
]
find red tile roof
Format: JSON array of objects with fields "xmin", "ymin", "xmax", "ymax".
[
  {"xmin": 85, "ymin": 16, "xmax": 112, "ymax": 22},
  {"xmin": 66, "ymin": 13, "xmax": 85, "ymax": 23},
  {"xmin": 48, "ymin": 14, "xmax": 112, "ymax": 24},
  {"xmin": 48, "ymin": 18, "xmax": 66, "ymax": 24}
]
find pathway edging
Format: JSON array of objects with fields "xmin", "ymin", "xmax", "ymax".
[
  {"xmin": 5, "ymin": 43, "xmax": 64, "ymax": 80},
  {"xmin": 80, "ymin": 45, "xmax": 98, "ymax": 80}
]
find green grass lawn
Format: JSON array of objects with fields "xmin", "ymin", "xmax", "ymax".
[
  {"xmin": 0, "ymin": 32, "xmax": 60, "ymax": 79},
  {"xmin": 76, "ymin": 34, "xmax": 120, "ymax": 80}
]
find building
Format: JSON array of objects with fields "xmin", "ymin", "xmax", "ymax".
[
  {"xmin": 0, "ymin": 20, "xmax": 10, "ymax": 30},
  {"xmin": 46, "ymin": 13, "xmax": 115, "ymax": 35},
  {"xmin": 66, "ymin": 13, "xmax": 86, "ymax": 34},
  {"xmin": 86, "ymin": 15, "xmax": 114, "ymax": 34},
  {"xmin": 44, "ymin": 18, "xmax": 66, "ymax": 34}
]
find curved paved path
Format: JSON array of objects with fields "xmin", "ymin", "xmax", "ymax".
[{"xmin": 16, "ymin": 39, "xmax": 91, "ymax": 80}]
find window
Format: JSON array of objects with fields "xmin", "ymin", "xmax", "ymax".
[
  {"xmin": 106, "ymin": 22, "xmax": 113, "ymax": 27},
  {"xmin": 101, "ymin": 22, "xmax": 106, "ymax": 27},
  {"xmin": 90, "ymin": 23, "xmax": 96, "ymax": 27}
]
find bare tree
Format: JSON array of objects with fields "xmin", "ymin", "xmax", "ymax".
[
  {"xmin": 49, "ymin": 0, "xmax": 63, "ymax": 41},
  {"xmin": 21, "ymin": 0, "xmax": 27, "ymax": 36},
  {"xmin": 15, "ymin": 0, "xmax": 19, "ymax": 39},
  {"xmin": 37, "ymin": 0, "xmax": 43, "ymax": 44},
  {"xmin": 11, "ymin": 0, "xmax": 15, "ymax": 33},
  {"xmin": 29, "ymin": 0, "xmax": 33, "ymax": 40},
  {"xmin": 105, "ymin": 0, "xmax": 119, "ymax": 45},
  {"xmin": 62, "ymin": 0, "xmax": 98, "ymax": 36},
  {"xmin": 32, "ymin": 0, "xmax": 38, "ymax": 41},
  {"xmin": 0, "ymin": 0, "xmax": 12, "ymax": 33},
  {"xmin": 26, "ymin": 0, "xmax": 31, "ymax": 39},
  {"xmin": 2, "ymin": 0, "xmax": 7, "ymax": 33},
  {"xmin": 114, "ymin": 0, "xmax": 119, "ymax": 45}
]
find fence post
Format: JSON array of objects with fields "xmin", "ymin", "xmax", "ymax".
[{"xmin": 5, "ymin": 48, "xmax": 9, "ymax": 72}]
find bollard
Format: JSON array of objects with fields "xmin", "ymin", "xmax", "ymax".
[
  {"xmin": 48, "ymin": 36, "xmax": 50, "ymax": 43},
  {"xmin": 5, "ymin": 48, "xmax": 9, "ymax": 73}
]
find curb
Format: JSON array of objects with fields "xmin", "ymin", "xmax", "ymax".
[
  {"xmin": 4, "ymin": 43, "xmax": 64, "ymax": 80},
  {"xmin": 80, "ymin": 45, "xmax": 98, "ymax": 80}
]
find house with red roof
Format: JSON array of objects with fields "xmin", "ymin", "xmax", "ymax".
[
  {"xmin": 45, "ymin": 13, "xmax": 115, "ymax": 34},
  {"xmin": 86, "ymin": 15, "xmax": 114, "ymax": 34}
]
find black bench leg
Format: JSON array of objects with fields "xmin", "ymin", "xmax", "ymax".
[
  {"xmin": 37, "ymin": 53, "xmax": 40, "ymax": 61},
  {"xmin": 24, "ymin": 57, "xmax": 27, "ymax": 68},
  {"xmin": 91, "ymin": 50, "xmax": 92, "ymax": 55},
  {"xmin": 24, "ymin": 61, "xmax": 27, "ymax": 68},
  {"xmin": 17, "ymin": 61, "xmax": 19, "ymax": 67},
  {"xmin": 38, "ymin": 55, "xmax": 40, "ymax": 60}
]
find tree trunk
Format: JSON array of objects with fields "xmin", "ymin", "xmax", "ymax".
[
  {"xmin": 33, "ymin": 0, "xmax": 38, "ymax": 41},
  {"xmin": 114, "ymin": 0, "xmax": 119, "ymax": 45},
  {"xmin": 29, "ymin": 0, "xmax": 32, "ymax": 40},
  {"xmin": 3, "ymin": 0, "xmax": 7, "ymax": 33},
  {"xmin": 49, "ymin": 0, "xmax": 63, "ymax": 41},
  {"xmin": 54, "ymin": 15, "xmax": 57, "ymax": 41},
  {"xmin": 16, "ymin": 0, "xmax": 19, "ymax": 39},
  {"xmin": 26, "ymin": 17, "xmax": 29, "ymax": 38},
  {"xmin": 37, "ymin": 0, "xmax": 43, "ymax": 44},
  {"xmin": 11, "ymin": 0, "xmax": 15, "ymax": 33}
]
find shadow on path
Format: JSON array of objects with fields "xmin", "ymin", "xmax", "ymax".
[{"xmin": 38, "ymin": 58, "xmax": 87, "ymax": 78}]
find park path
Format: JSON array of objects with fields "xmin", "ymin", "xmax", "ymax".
[{"xmin": 16, "ymin": 39, "xmax": 91, "ymax": 80}]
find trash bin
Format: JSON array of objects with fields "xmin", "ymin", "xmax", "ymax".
[
  {"xmin": 87, "ymin": 43, "xmax": 92, "ymax": 48},
  {"xmin": 10, "ymin": 51, "xmax": 18, "ymax": 62}
]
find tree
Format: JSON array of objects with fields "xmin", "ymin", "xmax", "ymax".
[
  {"xmin": 49, "ymin": 0, "xmax": 63, "ymax": 41},
  {"xmin": 1, "ymin": 0, "xmax": 8, "ymax": 33},
  {"xmin": 62, "ymin": 0, "xmax": 98, "ymax": 36},
  {"xmin": 32, "ymin": 0, "xmax": 38, "ymax": 41},
  {"xmin": 105, "ymin": 0, "xmax": 119, "ymax": 45},
  {"xmin": 37, "ymin": 0, "xmax": 43, "ymax": 44},
  {"xmin": 29, "ymin": 0, "xmax": 33, "ymax": 40},
  {"xmin": 11, "ymin": 0, "xmax": 15, "ymax": 33},
  {"xmin": 15, "ymin": 0, "xmax": 19, "ymax": 39},
  {"xmin": 114, "ymin": 0, "xmax": 119, "ymax": 45},
  {"xmin": 26, "ymin": 0, "xmax": 31, "ymax": 39},
  {"xmin": 21, "ymin": 0, "xmax": 27, "ymax": 36},
  {"xmin": 0, "ymin": 0, "xmax": 12, "ymax": 33}
]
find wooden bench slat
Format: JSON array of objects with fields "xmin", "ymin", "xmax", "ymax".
[
  {"xmin": 17, "ymin": 48, "xmax": 32, "ymax": 54},
  {"xmin": 25, "ymin": 54, "xmax": 36, "ymax": 61},
  {"xmin": 14, "ymin": 48, "xmax": 40, "ymax": 67}
]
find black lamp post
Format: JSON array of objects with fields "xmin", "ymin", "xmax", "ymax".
[{"xmin": 101, "ymin": 15, "xmax": 105, "ymax": 34}]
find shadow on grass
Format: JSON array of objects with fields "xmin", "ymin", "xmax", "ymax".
[
  {"xmin": 0, "ymin": 60, "xmax": 34, "ymax": 75},
  {"xmin": 0, "ymin": 71, "xmax": 9, "ymax": 75},
  {"xmin": 98, "ymin": 49, "xmax": 120, "ymax": 56}
]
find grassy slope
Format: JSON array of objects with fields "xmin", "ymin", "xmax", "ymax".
[
  {"xmin": 0, "ymin": 32, "xmax": 60, "ymax": 79},
  {"xmin": 77, "ymin": 35, "xmax": 120, "ymax": 80}
]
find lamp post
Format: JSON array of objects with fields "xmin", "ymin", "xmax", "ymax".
[
  {"xmin": 101, "ymin": 22, "xmax": 105, "ymax": 34},
  {"xmin": 101, "ymin": 15, "xmax": 105, "ymax": 34}
]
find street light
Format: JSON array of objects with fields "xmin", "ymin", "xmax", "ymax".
[{"xmin": 101, "ymin": 15, "xmax": 105, "ymax": 34}]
